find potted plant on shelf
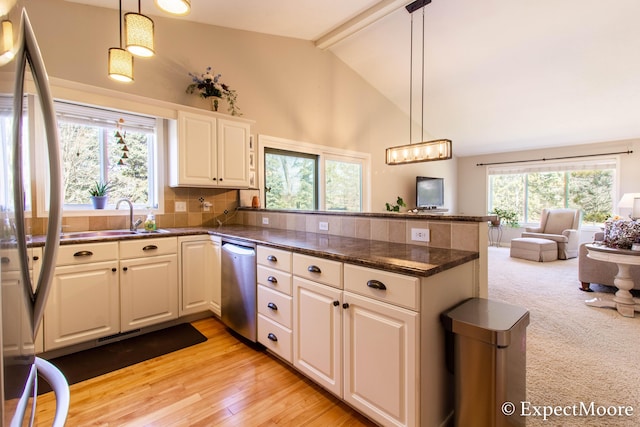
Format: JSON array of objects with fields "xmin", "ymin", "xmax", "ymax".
[{"xmin": 89, "ymin": 180, "xmax": 112, "ymax": 209}]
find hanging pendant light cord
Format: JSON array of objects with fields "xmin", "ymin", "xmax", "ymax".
[
  {"xmin": 118, "ymin": 0, "xmax": 123, "ymax": 48},
  {"xmin": 421, "ymin": 7, "xmax": 425, "ymax": 142},
  {"xmin": 409, "ymin": 13, "xmax": 413, "ymax": 145}
]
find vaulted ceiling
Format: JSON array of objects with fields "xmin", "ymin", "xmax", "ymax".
[{"xmin": 68, "ymin": 0, "xmax": 640, "ymax": 156}]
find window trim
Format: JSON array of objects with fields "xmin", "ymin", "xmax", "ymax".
[
  {"xmin": 34, "ymin": 96, "xmax": 167, "ymax": 218},
  {"xmin": 258, "ymin": 134, "xmax": 371, "ymax": 212}
]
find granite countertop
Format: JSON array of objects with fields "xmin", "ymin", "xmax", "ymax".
[
  {"xmin": 28, "ymin": 225, "xmax": 478, "ymax": 278},
  {"xmin": 209, "ymin": 225, "xmax": 478, "ymax": 277}
]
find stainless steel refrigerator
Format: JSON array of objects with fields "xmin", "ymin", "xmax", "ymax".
[{"xmin": 0, "ymin": 5, "xmax": 68, "ymax": 426}]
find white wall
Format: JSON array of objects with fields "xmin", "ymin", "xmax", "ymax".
[{"xmin": 21, "ymin": 0, "xmax": 452, "ymax": 212}]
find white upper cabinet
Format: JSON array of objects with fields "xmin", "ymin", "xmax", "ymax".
[{"xmin": 169, "ymin": 110, "xmax": 251, "ymax": 188}]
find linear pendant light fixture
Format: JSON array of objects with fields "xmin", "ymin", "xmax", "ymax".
[
  {"xmin": 155, "ymin": 0, "xmax": 191, "ymax": 16},
  {"xmin": 108, "ymin": 0, "xmax": 134, "ymax": 82},
  {"xmin": 125, "ymin": 0, "xmax": 155, "ymax": 57},
  {"xmin": 386, "ymin": 0, "xmax": 452, "ymax": 165}
]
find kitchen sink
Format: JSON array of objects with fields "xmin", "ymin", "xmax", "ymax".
[{"xmin": 60, "ymin": 229, "xmax": 170, "ymax": 240}]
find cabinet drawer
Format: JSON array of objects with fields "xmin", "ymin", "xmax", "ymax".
[
  {"xmin": 293, "ymin": 253, "xmax": 342, "ymax": 289},
  {"xmin": 257, "ymin": 265, "xmax": 292, "ymax": 295},
  {"xmin": 119, "ymin": 237, "xmax": 177, "ymax": 259},
  {"xmin": 258, "ymin": 285, "xmax": 292, "ymax": 329},
  {"xmin": 0, "ymin": 247, "xmax": 41, "ymax": 271},
  {"xmin": 258, "ymin": 314, "xmax": 292, "ymax": 363},
  {"xmin": 343, "ymin": 264, "xmax": 420, "ymax": 311},
  {"xmin": 257, "ymin": 245, "xmax": 292, "ymax": 272},
  {"xmin": 56, "ymin": 242, "xmax": 119, "ymax": 266}
]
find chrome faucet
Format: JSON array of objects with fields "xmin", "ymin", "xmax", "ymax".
[{"xmin": 115, "ymin": 199, "xmax": 142, "ymax": 231}]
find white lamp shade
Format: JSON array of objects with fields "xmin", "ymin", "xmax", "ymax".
[
  {"xmin": 108, "ymin": 48, "xmax": 134, "ymax": 82},
  {"xmin": 617, "ymin": 193, "xmax": 640, "ymax": 209},
  {"xmin": 155, "ymin": 0, "xmax": 190, "ymax": 16},
  {"xmin": 634, "ymin": 198, "xmax": 640, "ymax": 219},
  {"xmin": 125, "ymin": 13, "xmax": 154, "ymax": 57}
]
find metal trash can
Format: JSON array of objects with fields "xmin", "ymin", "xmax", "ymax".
[{"xmin": 442, "ymin": 298, "xmax": 530, "ymax": 427}]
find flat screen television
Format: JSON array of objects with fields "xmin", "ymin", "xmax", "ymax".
[{"xmin": 416, "ymin": 177, "xmax": 444, "ymax": 208}]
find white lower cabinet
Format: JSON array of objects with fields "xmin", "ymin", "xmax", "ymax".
[
  {"xmin": 120, "ymin": 238, "xmax": 178, "ymax": 332},
  {"xmin": 342, "ymin": 291, "xmax": 419, "ymax": 427},
  {"xmin": 290, "ymin": 255, "xmax": 420, "ymax": 427},
  {"xmin": 178, "ymin": 235, "xmax": 221, "ymax": 317},
  {"xmin": 292, "ymin": 276, "xmax": 342, "ymax": 397},
  {"xmin": 44, "ymin": 242, "xmax": 120, "ymax": 351},
  {"xmin": 256, "ymin": 245, "xmax": 293, "ymax": 362}
]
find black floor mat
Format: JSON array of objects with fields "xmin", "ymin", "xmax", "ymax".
[{"xmin": 38, "ymin": 323, "xmax": 207, "ymax": 394}]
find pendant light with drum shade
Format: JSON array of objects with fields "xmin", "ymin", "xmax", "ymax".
[
  {"xmin": 125, "ymin": 0, "xmax": 155, "ymax": 57},
  {"xmin": 155, "ymin": 0, "xmax": 191, "ymax": 16},
  {"xmin": 108, "ymin": 0, "xmax": 134, "ymax": 82},
  {"xmin": 385, "ymin": 0, "xmax": 452, "ymax": 165}
]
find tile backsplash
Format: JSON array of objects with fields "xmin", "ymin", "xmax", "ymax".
[{"xmin": 27, "ymin": 187, "xmax": 240, "ymax": 235}]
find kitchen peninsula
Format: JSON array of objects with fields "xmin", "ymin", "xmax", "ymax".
[{"xmin": 31, "ymin": 211, "xmax": 492, "ymax": 426}]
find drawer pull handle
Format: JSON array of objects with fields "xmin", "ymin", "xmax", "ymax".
[
  {"xmin": 142, "ymin": 245, "xmax": 158, "ymax": 251},
  {"xmin": 333, "ymin": 300, "xmax": 340, "ymax": 307},
  {"xmin": 266, "ymin": 255, "xmax": 278, "ymax": 262},
  {"xmin": 267, "ymin": 333, "xmax": 278, "ymax": 342},
  {"xmin": 307, "ymin": 265, "xmax": 321, "ymax": 274},
  {"xmin": 267, "ymin": 276, "xmax": 278, "ymax": 284},
  {"xmin": 267, "ymin": 302, "xmax": 278, "ymax": 311},
  {"xmin": 73, "ymin": 250, "xmax": 93, "ymax": 257},
  {"xmin": 367, "ymin": 280, "xmax": 387, "ymax": 291},
  {"xmin": 0, "ymin": 257, "xmax": 9, "ymax": 264}
]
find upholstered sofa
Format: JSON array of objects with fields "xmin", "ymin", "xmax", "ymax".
[{"xmin": 578, "ymin": 232, "xmax": 640, "ymax": 291}]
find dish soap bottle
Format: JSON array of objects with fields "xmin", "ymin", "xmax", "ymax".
[{"xmin": 144, "ymin": 212, "xmax": 156, "ymax": 232}]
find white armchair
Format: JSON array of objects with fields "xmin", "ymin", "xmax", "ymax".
[{"xmin": 521, "ymin": 208, "xmax": 582, "ymax": 259}]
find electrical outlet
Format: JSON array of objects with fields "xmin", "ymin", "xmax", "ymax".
[
  {"xmin": 262, "ymin": 217, "xmax": 269, "ymax": 225},
  {"xmin": 319, "ymin": 221, "xmax": 329, "ymax": 231},
  {"xmin": 411, "ymin": 228, "xmax": 430, "ymax": 242},
  {"xmin": 175, "ymin": 201, "xmax": 187, "ymax": 212}
]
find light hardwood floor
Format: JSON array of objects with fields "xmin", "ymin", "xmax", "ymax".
[{"xmin": 35, "ymin": 317, "xmax": 376, "ymax": 426}]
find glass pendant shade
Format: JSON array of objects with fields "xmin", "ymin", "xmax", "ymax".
[
  {"xmin": 385, "ymin": 139, "xmax": 452, "ymax": 165},
  {"xmin": 108, "ymin": 47, "xmax": 134, "ymax": 82},
  {"xmin": 155, "ymin": 0, "xmax": 190, "ymax": 16},
  {"xmin": 0, "ymin": 20, "xmax": 14, "ymax": 63},
  {"xmin": 125, "ymin": 12, "xmax": 154, "ymax": 57}
]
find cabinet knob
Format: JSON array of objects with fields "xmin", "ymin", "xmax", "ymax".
[
  {"xmin": 33, "ymin": 256, "xmax": 39, "ymax": 261},
  {"xmin": 112, "ymin": 267, "xmax": 117, "ymax": 272},
  {"xmin": 307, "ymin": 265, "xmax": 321, "ymax": 274},
  {"xmin": 267, "ymin": 302, "xmax": 278, "ymax": 311},
  {"xmin": 267, "ymin": 333, "xmax": 278, "ymax": 342},
  {"xmin": 219, "ymin": 178, "xmax": 223, "ymax": 181},
  {"xmin": 333, "ymin": 300, "xmax": 340, "ymax": 307},
  {"xmin": 366, "ymin": 279, "xmax": 387, "ymax": 291},
  {"xmin": 0, "ymin": 257, "xmax": 9, "ymax": 264},
  {"xmin": 123, "ymin": 266, "xmax": 128, "ymax": 272},
  {"xmin": 266, "ymin": 255, "xmax": 277, "ymax": 262},
  {"xmin": 267, "ymin": 276, "xmax": 278, "ymax": 284},
  {"xmin": 212, "ymin": 177, "xmax": 217, "ymax": 181},
  {"xmin": 342, "ymin": 303, "xmax": 349, "ymax": 309}
]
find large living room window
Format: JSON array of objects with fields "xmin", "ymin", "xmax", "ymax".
[{"xmin": 488, "ymin": 158, "xmax": 616, "ymax": 226}]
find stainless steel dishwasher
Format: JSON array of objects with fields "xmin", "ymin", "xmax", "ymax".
[{"xmin": 221, "ymin": 239, "xmax": 257, "ymax": 342}]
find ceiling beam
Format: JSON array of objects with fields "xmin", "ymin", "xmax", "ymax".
[{"xmin": 314, "ymin": 0, "xmax": 409, "ymax": 50}]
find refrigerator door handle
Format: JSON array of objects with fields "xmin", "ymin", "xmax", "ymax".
[
  {"xmin": 12, "ymin": 9, "xmax": 63, "ymax": 334},
  {"xmin": 35, "ymin": 358, "xmax": 69, "ymax": 427}
]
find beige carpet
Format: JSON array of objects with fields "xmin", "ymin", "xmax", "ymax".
[{"xmin": 488, "ymin": 246, "xmax": 640, "ymax": 427}]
